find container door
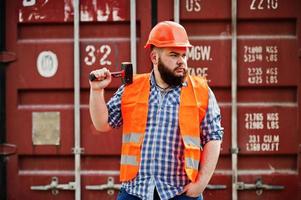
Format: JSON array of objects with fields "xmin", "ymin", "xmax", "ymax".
[
  {"xmin": 158, "ymin": 0, "xmax": 301, "ymax": 199},
  {"xmin": 81, "ymin": 0, "xmax": 151, "ymax": 199},
  {"xmin": 5, "ymin": 0, "xmax": 151, "ymax": 199},
  {"xmin": 236, "ymin": 0, "xmax": 300, "ymax": 199},
  {"xmin": 159, "ymin": 0, "xmax": 232, "ymax": 199}
]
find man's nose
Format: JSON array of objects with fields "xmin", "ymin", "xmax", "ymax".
[{"xmin": 177, "ymin": 56, "xmax": 186, "ymax": 65}]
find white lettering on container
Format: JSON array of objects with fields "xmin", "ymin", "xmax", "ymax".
[
  {"xmin": 245, "ymin": 112, "xmax": 280, "ymax": 152},
  {"xmin": 246, "ymin": 134, "xmax": 280, "ymax": 152},
  {"xmin": 245, "ymin": 113, "xmax": 264, "ymax": 130},
  {"xmin": 84, "ymin": 45, "xmax": 96, "ymax": 66},
  {"xmin": 266, "ymin": 113, "xmax": 279, "ymax": 129},
  {"xmin": 244, "ymin": 45, "xmax": 279, "ymax": 85},
  {"xmin": 245, "ymin": 112, "xmax": 280, "ymax": 130},
  {"xmin": 84, "ymin": 44, "xmax": 112, "ymax": 66},
  {"xmin": 188, "ymin": 67, "xmax": 208, "ymax": 79},
  {"xmin": 186, "ymin": 0, "xmax": 201, "ymax": 12},
  {"xmin": 187, "ymin": 45, "xmax": 212, "ymax": 61},
  {"xmin": 99, "ymin": 45, "xmax": 112, "ymax": 65},
  {"xmin": 248, "ymin": 67, "xmax": 263, "ymax": 84},
  {"xmin": 250, "ymin": 0, "xmax": 278, "ymax": 10}
]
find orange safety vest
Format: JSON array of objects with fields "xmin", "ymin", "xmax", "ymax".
[{"xmin": 120, "ymin": 73, "xmax": 209, "ymax": 182}]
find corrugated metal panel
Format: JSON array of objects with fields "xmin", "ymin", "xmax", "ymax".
[
  {"xmin": 5, "ymin": 0, "xmax": 151, "ymax": 199},
  {"xmin": 158, "ymin": 0, "xmax": 300, "ymax": 199},
  {"xmin": 4, "ymin": 0, "xmax": 301, "ymax": 199}
]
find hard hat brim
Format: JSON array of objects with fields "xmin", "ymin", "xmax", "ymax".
[{"xmin": 144, "ymin": 43, "xmax": 193, "ymax": 48}]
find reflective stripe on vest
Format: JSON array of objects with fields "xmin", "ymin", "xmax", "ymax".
[
  {"xmin": 121, "ymin": 155, "xmax": 139, "ymax": 166},
  {"xmin": 123, "ymin": 133, "xmax": 144, "ymax": 144},
  {"xmin": 185, "ymin": 157, "xmax": 199, "ymax": 170},
  {"xmin": 182, "ymin": 135, "xmax": 201, "ymax": 148},
  {"xmin": 120, "ymin": 73, "xmax": 208, "ymax": 182}
]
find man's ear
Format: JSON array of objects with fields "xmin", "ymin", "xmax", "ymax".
[{"xmin": 150, "ymin": 50, "xmax": 158, "ymax": 65}]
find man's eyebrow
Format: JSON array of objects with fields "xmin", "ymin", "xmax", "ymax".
[
  {"xmin": 169, "ymin": 51, "xmax": 185, "ymax": 55},
  {"xmin": 169, "ymin": 51, "xmax": 186, "ymax": 56}
]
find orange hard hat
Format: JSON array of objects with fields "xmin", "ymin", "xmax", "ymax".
[{"xmin": 144, "ymin": 21, "xmax": 192, "ymax": 48}]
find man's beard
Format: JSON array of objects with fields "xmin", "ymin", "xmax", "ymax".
[{"xmin": 157, "ymin": 58, "xmax": 187, "ymax": 87}]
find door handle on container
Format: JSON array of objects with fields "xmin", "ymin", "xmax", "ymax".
[
  {"xmin": 31, "ymin": 177, "xmax": 75, "ymax": 195},
  {"xmin": 236, "ymin": 178, "xmax": 284, "ymax": 196},
  {"xmin": 86, "ymin": 176, "xmax": 121, "ymax": 196},
  {"xmin": 206, "ymin": 184, "xmax": 227, "ymax": 190}
]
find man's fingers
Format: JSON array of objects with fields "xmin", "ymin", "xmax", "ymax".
[
  {"xmin": 179, "ymin": 184, "xmax": 189, "ymax": 195},
  {"xmin": 90, "ymin": 68, "xmax": 110, "ymax": 81}
]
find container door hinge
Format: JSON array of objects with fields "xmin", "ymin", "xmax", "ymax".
[
  {"xmin": 0, "ymin": 143, "xmax": 17, "ymax": 157},
  {"xmin": 86, "ymin": 176, "xmax": 121, "ymax": 196},
  {"xmin": 230, "ymin": 147, "xmax": 239, "ymax": 154},
  {"xmin": 31, "ymin": 177, "xmax": 75, "ymax": 195},
  {"xmin": 0, "ymin": 51, "xmax": 16, "ymax": 63},
  {"xmin": 72, "ymin": 147, "xmax": 84, "ymax": 154},
  {"xmin": 236, "ymin": 178, "xmax": 284, "ymax": 196}
]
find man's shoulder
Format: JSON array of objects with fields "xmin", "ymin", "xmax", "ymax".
[
  {"xmin": 133, "ymin": 73, "xmax": 150, "ymax": 81},
  {"xmin": 126, "ymin": 73, "xmax": 150, "ymax": 86},
  {"xmin": 189, "ymin": 75, "xmax": 208, "ymax": 87},
  {"xmin": 123, "ymin": 73, "xmax": 150, "ymax": 92}
]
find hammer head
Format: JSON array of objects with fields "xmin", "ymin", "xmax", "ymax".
[{"xmin": 121, "ymin": 62, "xmax": 133, "ymax": 85}]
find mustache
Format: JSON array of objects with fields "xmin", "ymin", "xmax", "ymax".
[{"xmin": 174, "ymin": 65, "xmax": 187, "ymax": 72}]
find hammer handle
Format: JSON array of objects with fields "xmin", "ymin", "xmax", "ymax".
[
  {"xmin": 111, "ymin": 71, "xmax": 123, "ymax": 78},
  {"xmin": 89, "ymin": 70, "xmax": 123, "ymax": 81}
]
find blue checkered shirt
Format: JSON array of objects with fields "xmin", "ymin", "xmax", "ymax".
[{"xmin": 107, "ymin": 73, "xmax": 223, "ymax": 200}]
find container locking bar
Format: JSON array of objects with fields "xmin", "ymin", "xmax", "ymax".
[
  {"xmin": 206, "ymin": 184, "xmax": 227, "ymax": 190},
  {"xmin": 30, "ymin": 177, "xmax": 75, "ymax": 195},
  {"xmin": 86, "ymin": 176, "xmax": 121, "ymax": 196},
  {"xmin": 236, "ymin": 178, "xmax": 284, "ymax": 196}
]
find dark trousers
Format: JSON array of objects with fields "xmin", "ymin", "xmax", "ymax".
[{"xmin": 117, "ymin": 187, "xmax": 203, "ymax": 200}]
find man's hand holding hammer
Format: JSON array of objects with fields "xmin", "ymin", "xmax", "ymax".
[{"xmin": 89, "ymin": 67, "xmax": 112, "ymax": 90}]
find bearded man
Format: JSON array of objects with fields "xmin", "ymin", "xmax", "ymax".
[{"xmin": 89, "ymin": 21, "xmax": 224, "ymax": 200}]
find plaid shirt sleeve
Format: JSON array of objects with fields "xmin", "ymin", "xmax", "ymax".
[
  {"xmin": 201, "ymin": 88, "xmax": 224, "ymax": 147},
  {"xmin": 106, "ymin": 85, "xmax": 125, "ymax": 128}
]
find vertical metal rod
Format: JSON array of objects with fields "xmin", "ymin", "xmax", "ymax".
[
  {"xmin": 130, "ymin": 0, "xmax": 137, "ymax": 74},
  {"xmin": 73, "ymin": 0, "xmax": 81, "ymax": 199},
  {"xmin": 231, "ymin": 0, "xmax": 238, "ymax": 200},
  {"xmin": 174, "ymin": 0, "xmax": 180, "ymax": 23}
]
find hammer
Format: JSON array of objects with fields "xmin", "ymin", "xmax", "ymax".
[{"xmin": 89, "ymin": 62, "xmax": 133, "ymax": 85}]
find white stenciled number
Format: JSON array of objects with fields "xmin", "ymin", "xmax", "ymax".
[
  {"xmin": 267, "ymin": 0, "xmax": 278, "ymax": 9},
  {"xmin": 250, "ymin": 0, "xmax": 278, "ymax": 10},
  {"xmin": 186, "ymin": 0, "xmax": 201, "ymax": 12},
  {"xmin": 84, "ymin": 45, "xmax": 96, "ymax": 66},
  {"xmin": 84, "ymin": 44, "xmax": 112, "ymax": 66},
  {"xmin": 99, "ymin": 45, "xmax": 112, "ymax": 65},
  {"xmin": 23, "ymin": 0, "xmax": 36, "ymax": 6}
]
